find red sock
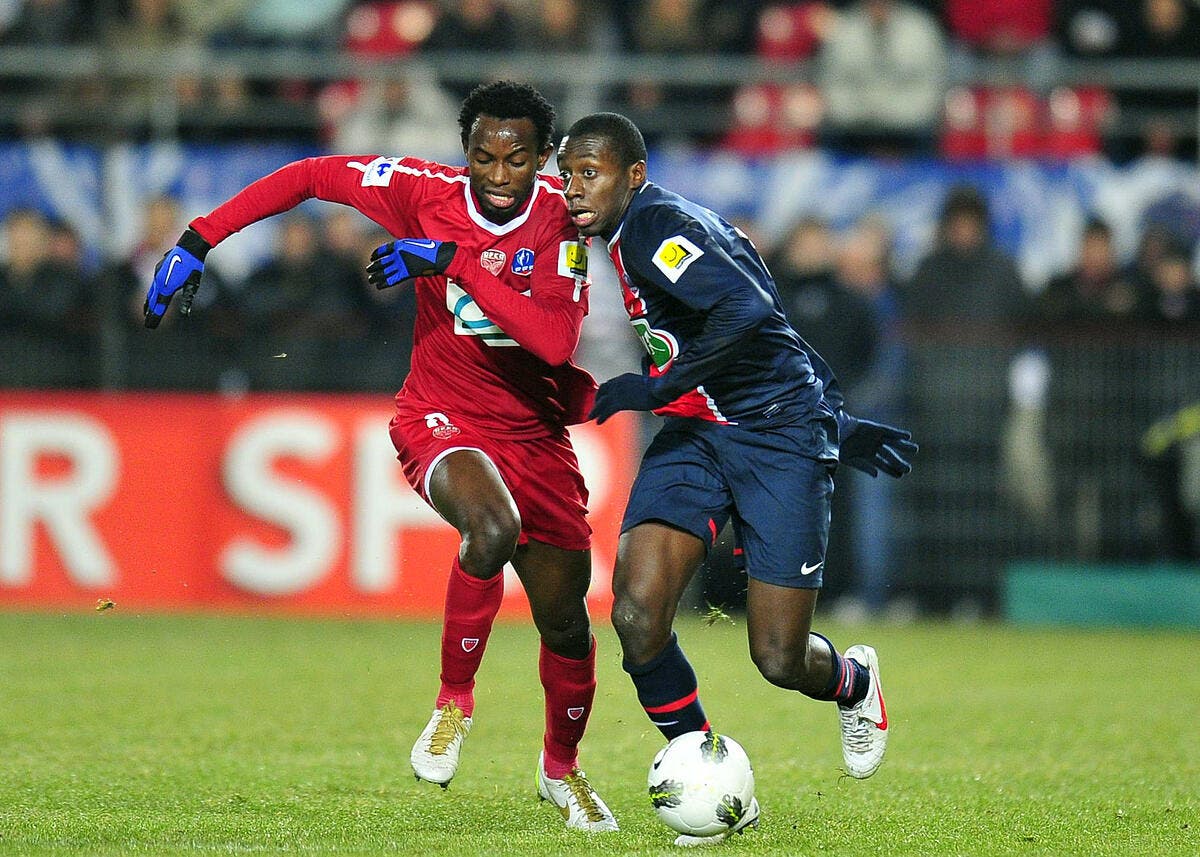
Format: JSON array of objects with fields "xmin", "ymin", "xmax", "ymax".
[
  {"xmin": 539, "ymin": 637, "xmax": 597, "ymax": 779},
  {"xmin": 436, "ymin": 556, "xmax": 503, "ymax": 718}
]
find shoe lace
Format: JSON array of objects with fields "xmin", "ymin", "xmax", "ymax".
[
  {"xmin": 840, "ymin": 707, "xmax": 872, "ymax": 754},
  {"xmin": 562, "ymin": 770, "xmax": 606, "ymax": 823},
  {"xmin": 428, "ymin": 703, "xmax": 467, "ymax": 755}
]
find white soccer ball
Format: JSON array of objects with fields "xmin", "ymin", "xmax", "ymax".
[{"xmin": 647, "ymin": 730, "xmax": 756, "ymax": 837}]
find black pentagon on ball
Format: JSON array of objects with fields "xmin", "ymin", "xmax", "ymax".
[
  {"xmin": 700, "ymin": 730, "xmax": 730, "ymax": 762},
  {"xmin": 649, "ymin": 779, "xmax": 684, "ymax": 808},
  {"xmin": 716, "ymin": 794, "xmax": 745, "ymax": 826}
]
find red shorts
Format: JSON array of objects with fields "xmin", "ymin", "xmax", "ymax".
[{"xmin": 389, "ymin": 401, "xmax": 591, "ymax": 552}]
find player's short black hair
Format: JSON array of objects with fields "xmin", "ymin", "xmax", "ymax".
[
  {"xmin": 458, "ymin": 80, "xmax": 556, "ymax": 152},
  {"xmin": 564, "ymin": 112, "xmax": 647, "ymax": 169}
]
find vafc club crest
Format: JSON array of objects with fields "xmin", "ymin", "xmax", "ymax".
[
  {"xmin": 567, "ymin": 706, "xmax": 585, "ymax": 721},
  {"xmin": 425, "ymin": 411, "xmax": 461, "ymax": 439},
  {"xmin": 480, "ymin": 248, "xmax": 507, "ymax": 276},
  {"xmin": 461, "ymin": 638, "xmax": 480, "ymax": 652},
  {"xmin": 511, "ymin": 247, "xmax": 535, "ymax": 276}
]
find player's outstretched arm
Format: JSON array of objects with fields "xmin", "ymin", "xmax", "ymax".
[
  {"xmin": 143, "ymin": 228, "xmax": 211, "ymax": 329},
  {"xmin": 836, "ymin": 411, "xmax": 919, "ymax": 478}
]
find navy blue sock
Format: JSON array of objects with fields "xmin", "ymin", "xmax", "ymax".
[
  {"xmin": 810, "ymin": 632, "xmax": 869, "ymax": 708},
  {"xmin": 623, "ymin": 632, "xmax": 710, "ymax": 740}
]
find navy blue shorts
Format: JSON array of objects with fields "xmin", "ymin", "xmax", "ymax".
[{"xmin": 621, "ymin": 418, "xmax": 836, "ymax": 589}]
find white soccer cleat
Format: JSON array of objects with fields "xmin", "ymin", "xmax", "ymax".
[
  {"xmin": 410, "ymin": 702, "xmax": 471, "ymax": 787},
  {"xmin": 838, "ymin": 644, "xmax": 888, "ymax": 779},
  {"xmin": 536, "ymin": 751, "xmax": 619, "ymax": 832},
  {"xmin": 672, "ymin": 796, "xmax": 760, "ymax": 847}
]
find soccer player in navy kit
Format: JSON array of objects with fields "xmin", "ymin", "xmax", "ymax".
[{"xmin": 557, "ymin": 112, "xmax": 916, "ymax": 845}]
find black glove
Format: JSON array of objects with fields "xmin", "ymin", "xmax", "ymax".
[
  {"xmin": 589, "ymin": 373, "xmax": 665, "ymax": 424},
  {"xmin": 837, "ymin": 411, "xmax": 918, "ymax": 478}
]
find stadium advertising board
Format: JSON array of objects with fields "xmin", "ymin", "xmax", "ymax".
[{"xmin": 0, "ymin": 392, "xmax": 635, "ymax": 617}]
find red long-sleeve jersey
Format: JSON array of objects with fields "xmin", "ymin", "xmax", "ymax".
[{"xmin": 190, "ymin": 155, "xmax": 596, "ymax": 438}]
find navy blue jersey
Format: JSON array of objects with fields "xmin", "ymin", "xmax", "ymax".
[{"xmin": 605, "ymin": 182, "xmax": 841, "ymax": 443}]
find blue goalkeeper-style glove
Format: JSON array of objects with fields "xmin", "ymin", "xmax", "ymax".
[
  {"xmin": 837, "ymin": 410, "xmax": 918, "ymax": 478},
  {"xmin": 143, "ymin": 228, "xmax": 210, "ymax": 329},
  {"xmin": 366, "ymin": 238, "xmax": 458, "ymax": 289},
  {"xmin": 589, "ymin": 372, "xmax": 666, "ymax": 424}
]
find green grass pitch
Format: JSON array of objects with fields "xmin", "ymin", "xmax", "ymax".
[{"xmin": 0, "ymin": 610, "xmax": 1195, "ymax": 855}]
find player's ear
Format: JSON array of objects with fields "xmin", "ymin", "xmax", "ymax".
[
  {"xmin": 537, "ymin": 145, "xmax": 554, "ymax": 171},
  {"xmin": 630, "ymin": 160, "xmax": 647, "ymax": 189}
]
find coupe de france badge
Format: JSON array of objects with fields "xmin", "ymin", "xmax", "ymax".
[
  {"xmin": 480, "ymin": 248, "xmax": 507, "ymax": 276},
  {"xmin": 511, "ymin": 247, "xmax": 535, "ymax": 276}
]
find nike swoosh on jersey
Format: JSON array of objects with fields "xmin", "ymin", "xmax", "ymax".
[{"xmin": 801, "ymin": 561, "xmax": 823, "ymax": 575}]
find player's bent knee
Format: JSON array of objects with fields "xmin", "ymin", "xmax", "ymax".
[
  {"xmin": 610, "ymin": 594, "xmax": 669, "ymax": 663},
  {"xmin": 750, "ymin": 645, "xmax": 808, "ymax": 691},
  {"xmin": 538, "ymin": 613, "xmax": 592, "ymax": 659},
  {"xmin": 459, "ymin": 512, "xmax": 521, "ymax": 576}
]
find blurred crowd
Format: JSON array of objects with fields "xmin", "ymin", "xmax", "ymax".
[
  {"xmin": 2, "ymin": 0, "xmax": 1200, "ymax": 612},
  {"xmin": 3, "ymin": 174, "xmax": 1198, "ymax": 603},
  {"xmin": 1, "ymin": 0, "xmax": 1199, "ymax": 161}
]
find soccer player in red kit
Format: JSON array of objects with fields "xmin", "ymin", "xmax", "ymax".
[{"xmin": 143, "ymin": 81, "xmax": 617, "ymax": 832}]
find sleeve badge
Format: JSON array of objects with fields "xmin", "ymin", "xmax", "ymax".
[{"xmin": 651, "ymin": 234, "xmax": 704, "ymax": 283}]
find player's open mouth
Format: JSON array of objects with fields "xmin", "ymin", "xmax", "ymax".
[
  {"xmin": 485, "ymin": 192, "xmax": 515, "ymax": 209},
  {"xmin": 570, "ymin": 210, "xmax": 596, "ymax": 228}
]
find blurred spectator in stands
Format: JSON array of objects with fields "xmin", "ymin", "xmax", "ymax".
[
  {"xmin": 765, "ymin": 215, "xmax": 885, "ymax": 615},
  {"xmin": 101, "ymin": 0, "xmax": 205, "ymax": 137},
  {"xmin": 1077, "ymin": 0, "xmax": 1200, "ymax": 161},
  {"xmin": 333, "ymin": 221, "xmax": 417, "ymax": 390},
  {"xmin": 318, "ymin": 208, "xmax": 410, "ymax": 335},
  {"xmin": 0, "ymin": 0, "xmax": 88, "ymax": 45},
  {"xmin": 834, "ymin": 219, "xmax": 913, "ymax": 620},
  {"xmin": 944, "ymin": 0, "xmax": 1056, "ymax": 90},
  {"xmin": 0, "ymin": 207, "xmax": 89, "ymax": 336},
  {"xmin": 423, "ymin": 0, "xmax": 518, "ymax": 98},
  {"xmin": 103, "ymin": 0, "xmax": 186, "ymax": 53},
  {"xmin": 754, "ymin": 2, "xmax": 832, "ymax": 62},
  {"xmin": 1140, "ymin": 402, "xmax": 1200, "ymax": 560},
  {"xmin": 174, "ymin": 0, "xmax": 251, "ymax": 46},
  {"xmin": 766, "ymin": 215, "xmax": 833, "ymax": 291},
  {"xmin": 610, "ymin": 0, "xmax": 762, "ymax": 57},
  {"xmin": 1057, "ymin": 0, "xmax": 1125, "ymax": 58},
  {"xmin": 611, "ymin": 0, "xmax": 737, "ymax": 146},
  {"xmin": 105, "ymin": 195, "xmax": 236, "ymax": 333},
  {"xmin": 769, "ymin": 216, "xmax": 878, "ymax": 386},
  {"xmin": 1, "ymin": 0, "xmax": 93, "ymax": 136},
  {"xmin": 239, "ymin": 212, "xmax": 370, "ymax": 340},
  {"xmin": 0, "ymin": 206, "xmax": 96, "ymax": 386},
  {"xmin": 1037, "ymin": 217, "xmax": 1140, "ymax": 324},
  {"xmin": 1139, "ymin": 241, "xmax": 1200, "ymax": 324},
  {"xmin": 904, "ymin": 184, "xmax": 1029, "ymax": 324},
  {"xmin": 341, "ymin": 0, "xmax": 438, "ymax": 57},
  {"xmin": 1126, "ymin": 223, "xmax": 1182, "ymax": 300},
  {"xmin": 356, "ymin": 222, "xmax": 417, "ymax": 328},
  {"xmin": 330, "ymin": 67, "xmax": 462, "ymax": 162},
  {"xmin": 234, "ymin": 0, "xmax": 352, "ymax": 48},
  {"xmin": 47, "ymin": 217, "xmax": 87, "ymax": 271},
  {"xmin": 818, "ymin": 0, "xmax": 947, "ymax": 156},
  {"xmin": 906, "ymin": 186, "xmax": 1029, "ymax": 615},
  {"xmin": 512, "ymin": 0, "xmax": 593, "ymax": 52}
]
